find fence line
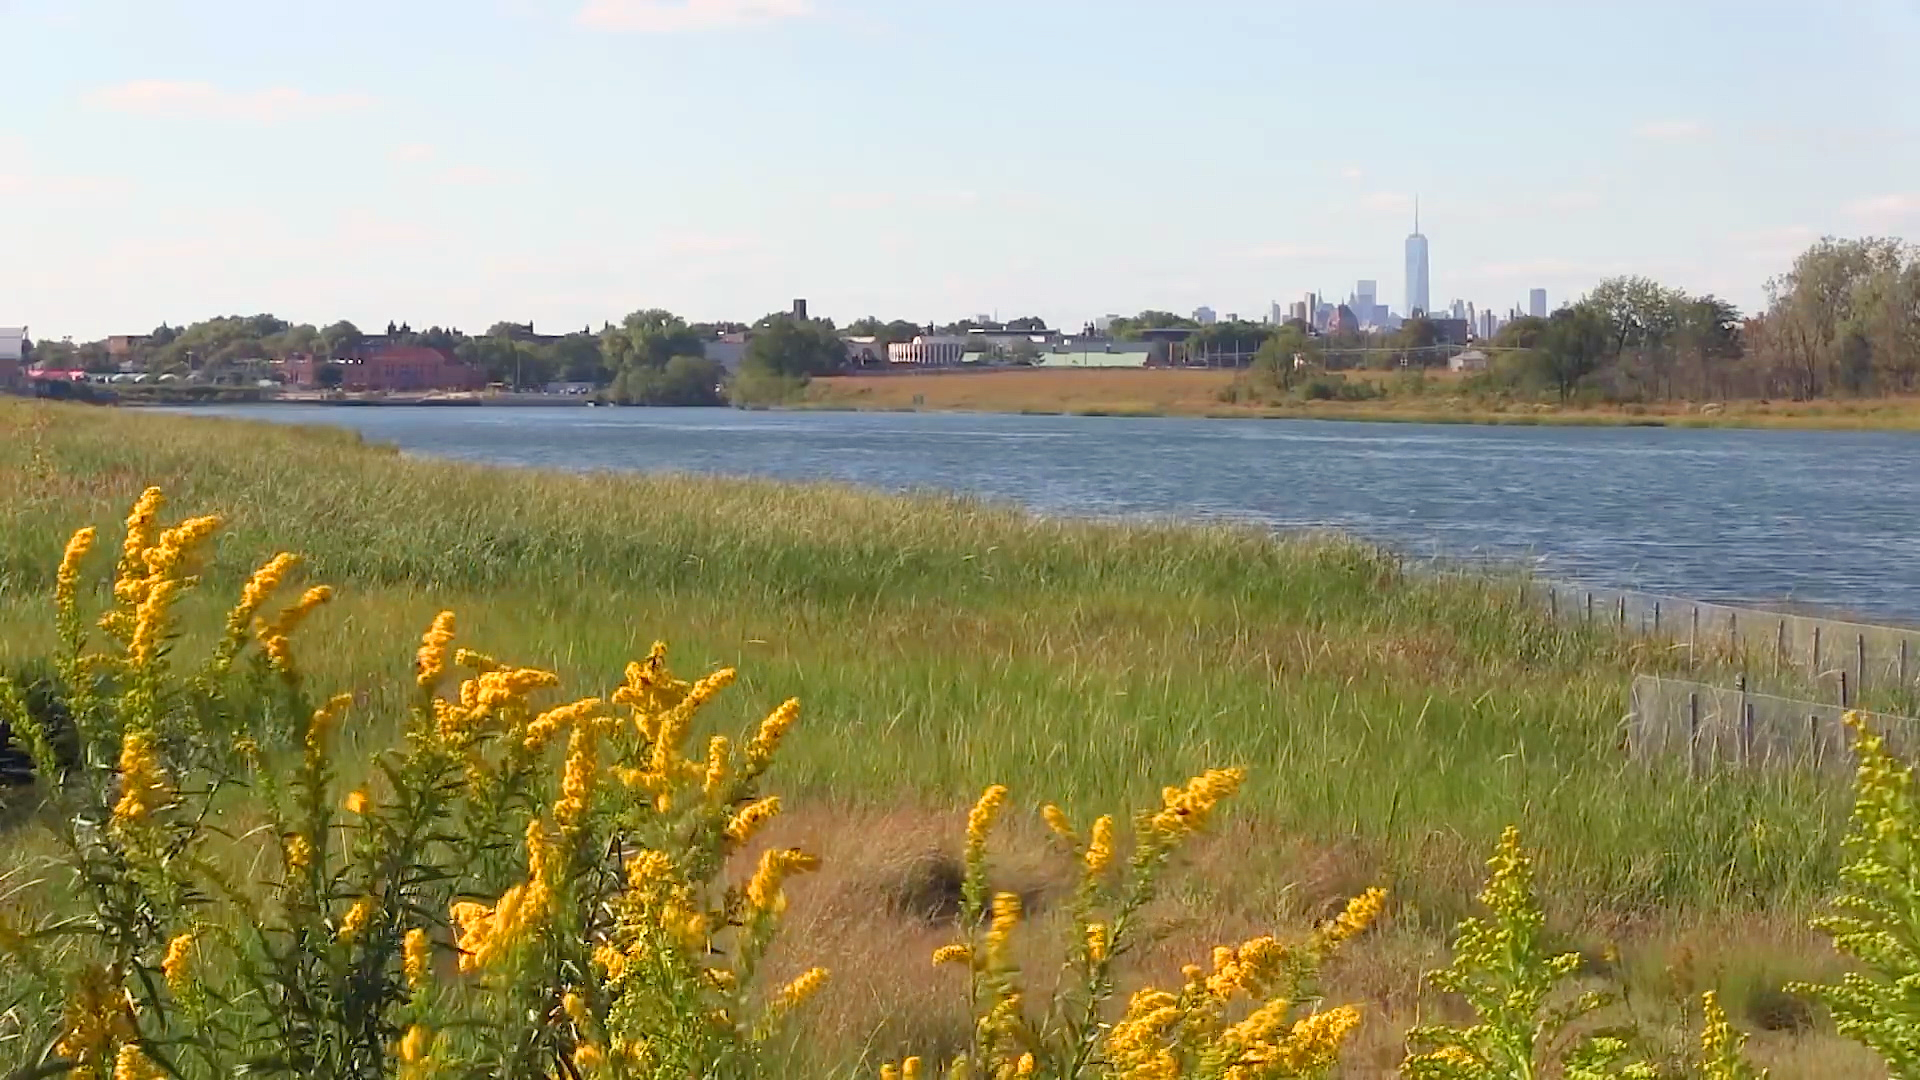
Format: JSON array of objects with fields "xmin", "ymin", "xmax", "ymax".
[
  {"xmin": 1628, "ymin": 674, "xmax": 1918, "ymax": 776},
  {"xmin": 1522, "ymin": 579, "xmax": 1920, "ymax": 705}
]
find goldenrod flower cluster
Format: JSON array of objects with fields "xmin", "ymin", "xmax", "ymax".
[
  {"xmin": 450, "ymin": 819, "xmax": 557, "ymax": 973},
  {"xmin": 725, "ymin": 795, "xmax": 781, "ymax": 845},
  {"xmin": 1147, "ymin": 767, "xmax": 1248, "ymax": 843},
  {"xmin": 403, "ymin": 927, "xmax": 432, "ymax": 990},
  {"xmin": 338, "ymin": 896, "xmax": 378, "ymax": 942},
  {"xmin": 110, "ymin": 730, "xmax": 170, "ymax": 830},
  {"xmin": 416, "ymin": 611, "xmax": 457, "ymax": 688},
  {"xmin": 56, "ymin": 526, "xmax": 96, "ymax": 625},
  {"xmin": 54, "ymin": 964, "xmax": 134, "ymax": 1077},
  {"xmin": 162, "ymin": 932, "xmax": 194, "ymax": 996}
]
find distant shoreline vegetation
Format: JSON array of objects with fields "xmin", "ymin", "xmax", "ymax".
[{"xmin": 12, "ymin": 234, "xmax": 1916, "ymax": 420}]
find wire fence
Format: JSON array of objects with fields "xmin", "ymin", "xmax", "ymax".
[
  {"xmin": 1529, "ymin": 580, "xmax": 1920, "ymax": 708},
  {"xmin": 1628, "ymin": 674, "xmax": 1918, "ymax": 776}
]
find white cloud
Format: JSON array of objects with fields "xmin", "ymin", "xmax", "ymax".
[
  {"xmin": 391, "ymin": 143, "xmax": 437, "ymax": 163},
  {"xmin": 1633, "ymin": 120, "xmax": 1708, "ymax": 141},
  {"xmin": 577, "ymin": 0, "xmax": 812, "ymax": 32},
  {"xmin": 658, "ymin": 231, "xmax": 758, "ymax": 256},
  {"xmin": 85, "ymin": 80, "xmax": 373, "ymax": 121},
  {"xmin": 1845, "ymin": 193, "xmax": 1920, "ymax": 222},
  {"xmin": 1338, "ymin": 165, "xmax": 1364, "ymax": 181},
  {"xmin": 1472, "ymin": 257, "xmax": 1612, "ymax": 280}
]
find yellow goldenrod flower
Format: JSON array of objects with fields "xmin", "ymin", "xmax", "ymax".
[
  {"xmin": 1015, "ymin": 1053, "xmax": 1035, "ymax": 1076},
  {"xmin": 555, "ymin": 727, "xmax": 597, "ymax": 833},
  {"xmin": 162, "ymin": 932, "xmax": 194, "ymax": 995},
  {"xmin": 745, "ymin": 697, "xmax": 799, "ymax": 774},
  {"xmin": 404, "ymin": 927, "xmax": 431, "ymax": 989},
  {"xmin": 1041, "ymin": 803, "xmax": 1076, "ymax": 844},
  {"xmin": 594, "ymin": 943, "xmax": 630, "ymax": 981},
  {"xmin": 254, "ymin": 585, "xmax": 333, "ymax": 669},
  {"xmin": 523, "ymin": 697, "xmax": 604, "ymax": 750},
  {"xmin": 773, "ymin": 966, "xmax": 829, "ymax": 1012},
  {"xmin": 1086, "ymin": 921, "xmax": 1109, "ymax": 964},
  {"xmin": 399, "ymin": 1024, "xmax": 433, "ymax": 1063},
  {"xmin": 985, "ymin": 892, "xmax": 1021, "ymax": 970},
  {"xmin": 111, "ymin": 730, "xmax": 170, "ymax": 827},
  {"xmin": 967, "ymin": 785, "xmax": 1009, "ymax": 867},
  {"xmin": 415, "ymin": 611, "xmax": 457, "ymax": 688},
  {"xmin": 932, "ymin": 944, "xmax": 972, "ymax": 967},
  {"xmin": 574, "ymin": 1044, "xmax": 606, "ymax": 1071},
  {"xmin": 113, "ymin": 1043, "xmax": 164, "ymax": 1080},
  {"xmin": 881, "ymin": 1065, "xmax": 900, "ymax": 1080},
  {"xmin": 116, "ymin": 487, "xmax": 165, "ymax": 587},
  {"xmin": 305, "ymin": 693, "xmax": 353, "ymax": 767},
  {"xmin": 220, "ymin": 551, "xmax": 299, "ymax": 658},
  {"xmin": 284, "ymin": 833, "xmax": 313, "ymax": 873},
  {"xmin": 1148, "ymin": 767, "xmax": 1246, "ymax": 840},
  {"xmin": 1319, "ymin": 887, "xmax": 1388, "ymax": 946},
  {"xmin": 703, "ymin": 735, "xmax": 731, "ymax": 800},
  {"xmin": 901, "ymin": 1058, "xmax": 922, "ymax": 1080},
  {"xmin": 345, "ymin": 788, "xmax": 371, "ymax": 815},
  {"xmin": 55, "ymin": 526, "xmax": 96, "ymax": 624},
  {"xmin": 747, "ymin": 847, "xmax": 820, "ymax": 915},
  {"xmin": 338, "ymin": 896, "xmax": 377, "ymax": 942},
  {"xmin": 1084, "ymin": 814, "xmax": 1115, "ymax": 877},
  {"xmin": 471, "ymin": 666, "xmax": 562, "ymax": 712},
  {"xmin": 127, "ymin": 577, "xmax": 180, "ymax": 671},
  {"xmin": 55, "ymin": 964, "xmax": 132, "ymax": 1072},
  {"xmin": 725, "ymin": 795, "xmax": 781, "ymax": 845},
  {"xmin": 563, "ymin": 989, "xmax": 592, "ymax": 1026}
]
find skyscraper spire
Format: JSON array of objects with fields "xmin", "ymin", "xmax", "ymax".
[{"xmin": 1414, "ymin": 194, "xmax": 1420, "ymax": 235}]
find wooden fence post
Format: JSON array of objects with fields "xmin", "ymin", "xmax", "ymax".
[
  {"xmin": 1776, "ymin": 619, "xmax": 1787, "ymax": 674},
  {"xmin": 1813, "ymin": 625, "xmax": 1822, "ymax": 675},
  {"xmin": 1810, "ymin": 713, "xmax": 1822, "ymax": 771},
  {"xmin": 1858, "ymin": 633, "xmax": 1868, "ymax": 695},
  {"xmin": 1743, "ymin": 701, "xmax": 1756, "ymax": 767},
  {"xmin": 1688, "ymin": 691, "xmax": 1702, "ymax": 778},
  {"xmin": 1902, "ymin": 638, "xmax": 1911, "ymax": 690},
  {"xmin": 1840, "ymin": 670, "xmax": 1851, "ymax": 709}
]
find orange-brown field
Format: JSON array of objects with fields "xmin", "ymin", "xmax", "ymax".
[{"xmin": 801, "ymin": 367, "xmax": 1920, "ymax": 430}]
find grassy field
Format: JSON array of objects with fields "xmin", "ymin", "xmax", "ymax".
[
  {"xmin": 799, "ymin": 368, "xmax": 1920, "ymax": 431},
  {"xmin": 0, "ymin": 397, "xmax": 1877, "ymax": 1075}
]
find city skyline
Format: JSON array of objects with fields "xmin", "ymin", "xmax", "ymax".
[
  {"xmin": 4, "ymin": 0, "xmax": 1916, "ymax": 341},
  {"xmin": 1405, "ymin": 199, "xmax": 1432, "ymax": 318}
]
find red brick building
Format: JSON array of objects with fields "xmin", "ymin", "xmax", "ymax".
[{"xmin": 281, "ymin": 345, "xmax": 486, "ymax": 392}]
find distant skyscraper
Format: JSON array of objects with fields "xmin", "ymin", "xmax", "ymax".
[
  {"xmin": 1353, "ymin": 280, "xmax": 1378, "ymax": 327},
  {"xmin": 1405, "ymin": 199, "xmax": 1430, "ymax": 317},
  {"xmin": 1529, "ymin": 288, "xmax": 1548, "ymax": 318},
  {"xmin": 1193, "ymin": 306, "xmax": 1217, "ymax": 325},
  {"xmin": 1270, "ymin": 302, "xmax": 1285, "ymax": 325}
]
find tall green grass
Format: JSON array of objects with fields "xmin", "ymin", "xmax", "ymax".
[{"xmin": 0, "ymin": 398, "xmax": 1846, "ymax": 921}]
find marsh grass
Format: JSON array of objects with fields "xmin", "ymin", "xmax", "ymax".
[{"xmin": 0, "ymin": 399, "xmax": 1872, "ymax": 1076}]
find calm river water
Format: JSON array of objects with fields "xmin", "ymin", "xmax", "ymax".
[{"xmin": 172, "ymin": 405, "xmax": 1920, "ymax": 621}]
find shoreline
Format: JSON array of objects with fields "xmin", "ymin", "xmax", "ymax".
[{"xmin": 796, "ymin": 369, "xmax": 1920, "ymax": 432}]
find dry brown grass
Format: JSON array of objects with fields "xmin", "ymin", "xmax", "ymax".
[
  {"xmin": 736, "ymin": 801, "xmax": 1871, "ymax": 1079},
  {"xmin": 799, "ymin": 368, "xmax": 1920, "ymax": 431}
]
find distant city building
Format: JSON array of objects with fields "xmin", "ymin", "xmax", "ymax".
[
  {"xmin": 792, "ymin": 298, "xmax": 809, "ymax": 321},
  {"xmin": 1093, "ymin": 314, "xmax": 1119, "ymax": 334},
  {"xmin": 1405, "ymin": 200, "xmax": 1431, "ymax": 317},
  {"xmin": 106, "ymin": 334, "xmax": 149, "ymax": 360},
  {"xmin": 704, "ymin": 333, "xmax": 750, "ymax": 372},
  {"xmin": 1428, "ymin": 318, "xmax": 1471, "ymax": 347},
  {"xmin": 841, "ymin": 336, "xmax": 888, "ymax": 367},
  {"xmin": 1269, "ymin": 302, "xmax": 1286, "ymax": 325},
  {"xmin": 888, "ymin": 335, "xmax": 968, "ymax": 367},
  {"xmin": 1353, "ymin": 280, "xmax": 1378, "ymax": 325},
  {"xmin": 1287, "ymin": 301, "xmax": 1309, "ymax": 324},
  {"xmin": 0, "ymin": 327, "xmax": 24, "ymax": 387},
  {"xmin": 1193, "ymin": 306, "xmax": 1217, "ymax": 325},
  {"xmin": 1329, "ymin": 305, "xmax": 1361, "ymax": 335},
  {"xmin": 1448, "ymin": 349, "xmax": 1490, "ymax": 373},
  {"xmin": 282, "ymin": 345, "xmax": 485, "ymax": 393},
  {"xmin": 1529, "ymin": 288, "xmax": 1548, "ymax": 319},
  {"xmin": 1449, "ymin": 299, "xmax": 1469, "ymax": 321},
  {"xmin": 1478, "ymin": 310, "xmax": 1500, "ymax": 339}
]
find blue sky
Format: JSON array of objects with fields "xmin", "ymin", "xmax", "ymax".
[{"xmin": 4, "ymin": 0, "xmax": 1917, "ymax": 340}]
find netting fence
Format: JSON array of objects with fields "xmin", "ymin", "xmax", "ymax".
[
  {"xmin": 1528, "ymin": 580, "xmax": 1920, "ymax": 709},
  {"xmin": 1628, "ymin": 674, "xmax": 1918, "ymax": 776}
]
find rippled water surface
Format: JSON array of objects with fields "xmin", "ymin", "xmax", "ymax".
[{"xmin": 172, "ymin": 406, "xmax": 1920, "ymax": 620}]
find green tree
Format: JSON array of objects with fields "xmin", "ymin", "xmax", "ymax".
[
  {"xmin": 742, "ymin": 315, "xmax": 846, "ymax": 379},
  {"xmin": 1538, "ymin": 304, "xmax": 1611, "ymax": 401},
  {"xmin": 320, "ymin": 320, "xmax": 364, "ymax": 358},
  {"xmin": 603, "ymin": 310, "xmax": 703, "ymax": 372},
  {"xmin": 1673, "ymin": 295, "xmax": 1743, "ymax": 399}
]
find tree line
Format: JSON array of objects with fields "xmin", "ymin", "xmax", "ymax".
[{"xmin": 20, "ymin": 235, "xmax": 1917, "ymax": 405}]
